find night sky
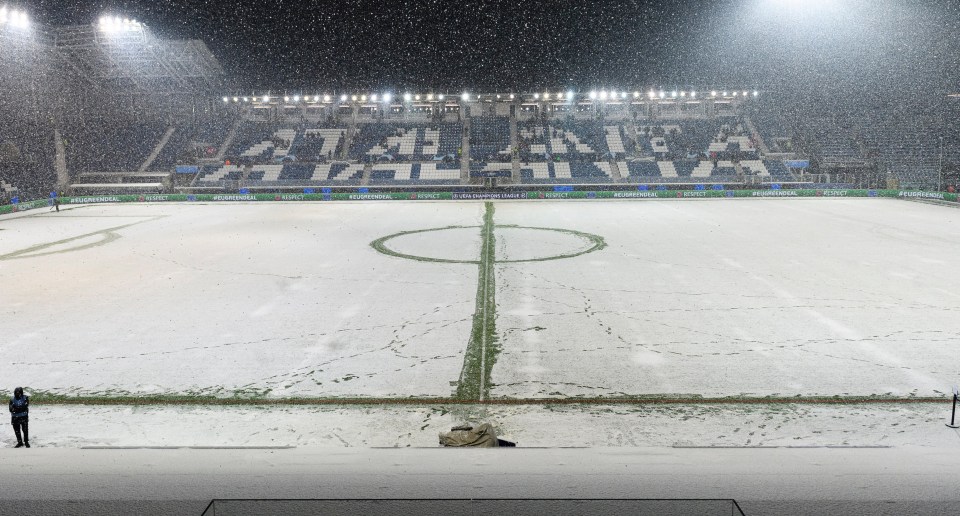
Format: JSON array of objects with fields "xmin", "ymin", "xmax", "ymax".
[{"xmin": 26, "ymin": 0, "xmax": 960, "ymax": 94}]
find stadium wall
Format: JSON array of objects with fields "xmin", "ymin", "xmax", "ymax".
[{"xmin": 1, "ymin": 189, "xmax": 956, "ymax": 216}]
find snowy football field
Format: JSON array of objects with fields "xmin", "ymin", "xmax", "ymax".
[{"xmin": 1, "ymin": 198, "xmax": 959, "ymax": 403}]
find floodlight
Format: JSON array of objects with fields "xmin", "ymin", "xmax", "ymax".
[
  {"xmin": 620, "ymin": 91, "xmax": 627, "ymax": 99},
  {"xmin": 671, "ymin": 91, "xmax": 677, "ymax": 98},
  {"xmin": 1, "ymin": 7, "xmax": 8, "ymax": 24},
  {"xmin": 589, "ymin": 91, "xmax": 597, "ymax": 100},
  {"xmin": 351, "ymin": 95, "xmax": 357, "ymax": 101},
  {"xmin": 222, "ymin": 97, "xmax": 228, "ymax": 103},
  {"xmin": 658, "ymin": 91, "xmax": 665, "ymax": 99},
  {"xmin": 599, "ymin": 90, "xmax": 607, "ymax": 100},
  {"xmin": 284, "ymin": 96, "xmax": 290, "ymax": 102},
  {"xmin": 242, "ymin": 97, "xmax": 249, "ymax": 102},
  {"xmin": 534, "ymin": 93, "xmax": 540, "ymax": 100},
  {"xmin": 711, "ymin": 90, "xmax": 717, "ymax": 97},
  {"xmin": 415, "ymin": 94, "xmax": 421, "ymax": 101},
  {"xmin": 691, "ymin": 91, "xmax": 697, "ymax": 98},
  {"xmin": 9, "ymin": 9, "xmax": 27, "ymax": 28},
  {"xmin": 567, "ymin": 91, "xmax": 575, "ymax": 100},
  {"xmin": 633, "ymin": 91, "xmax": 639, "ymax": 98},
  {"xmin": 323, "ymin": 95, "xmax": 331, "ymax": 102},
  {"xmin": 232, "ymin": 97, "xmax": 239, "ymax": 102},
  {"xmin": 742, "ymin": 90, "xmax": 748, "ymax": 96},
  {"xmin": 509, "ymin": 93, "xmax": 515, "ymax": 100},
  {"xmin": 360, "ymin": 95, "xmax": 367, "ymax": 101},
  {"xmin": 438, "ymin": 94, "xmax": 444, "ymax": 100},
  {"xmin": 427, "ymin": 94, "xmax": 433, "ymax": 100},
  {"xmin": 371, "ymin": 94, "xmax": 378, "ymax": 102},
  {"xmin": 262, "ymin": 95, "xmax": 270, "ymax": 102},
  {"xmin": 404, "ymin": 93, "xmax": 412, "ymax": 102},
  {"xmin": 722, "ymin": 91, "xmax": 728, "ymax": 96},
  {"xmin": 732, "ymin": 91, "xmax": 738, "ymax": 97},
  {"xmin": 753, "ymin": 90, "xmax": 759, "ymax": 97},
  {"xmin": 680, "ymin": 91, "xmax": 686, "ymax": 97},
  {"xmin": 648, "ymin": 90, "xmax": 656, "ymax": 99},
  {"xmin": 461, "ymin": 92, "xmax": 469, "ymax": 101},
  {"xmin": 496, "ymin": 94, "xmax": 501, "ymax": 99},
  {"xmin": 340, "ymin": 94, "xmax": 347, "ymax": 102},
  {"xmin": 293, "ymin": 95, "xmax": 300, "ymax": 102},
  {"xmin": 383, "ymin": 93, "xmax": 391, "ymax": 103}
]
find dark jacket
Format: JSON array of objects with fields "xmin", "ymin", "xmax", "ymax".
[{"xmin": 9, "ymin": 391, "xmax": 28, "ymax": 419}]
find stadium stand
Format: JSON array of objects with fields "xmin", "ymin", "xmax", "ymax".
[
  {"xmin": 64, "ymin": 119, "xmax": 166, "ymax": 173},
  {"xmin": 0, "ymin": 120, "xmax": 57, "ymax": 200},
  {"xmin": 470, "ymin": 116, "xmax": 511, "ymax": 162},
  {"xmin": 350, "ymin": 122, "xmax": 462, "ymax": 162}
]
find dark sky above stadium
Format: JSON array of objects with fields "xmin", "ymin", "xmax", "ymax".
[{"xmin": 28, "ymin": 0, "xmax": 960, "ymax": 94}]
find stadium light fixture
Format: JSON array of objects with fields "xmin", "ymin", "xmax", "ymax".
[
  {"xmin": 658, "ymin": 90, "xmax": 666, "ymax": 99},
  {"xmin": 3, "ymin": 7, "xmax": 28, "ymax": 29},
  {"xmin": 371, "ymin": 94, "xmax": 378, "ymax": 102},
  {"xmin": 742, "ymin": 90, "xmax": 749, "ymax": 97},
  {"xmin": 648, "ymin": 90, "xmax": 656, "ymax": 99},
  {"xmin": 509, "ymin": 93, "xmax": 515, "ymax": 100},
  {"xmin": 340, "ymin": 94, "xmax": 347, "ymax": 102},
  {"xmin": 534, "ymin": 93, "xmax": 540, "ymax": 100},
  {"xmin": 589, "ymin": 91, "xmax": 597, "ymax": 100},
  {"xmin": 722, "ymin": 91, "xmax": 728, "ymax": 97},
  {"xmin": 732, "ymin": 91, "xmax": 738, "ymax": 97},
  {"xmin": 753, "ymin": 90, "xmax": 759, "ymax": 97},
  {"xmin": 620, "ymin": 91, "xmax": 627, "ymax": 99},
  {"xmin": 404, "ymin": 92, "xmax": 412, "ymax": 102},
  {"xmin": 293, "ymin": 95, "xmax": 301, "ymax": 102},
  {"xmin": 711, "ymin": 90, "xmax": 717, "ymax": 97},
  {"xmin": 691, "ymin": 91, "xmax": 697, "ymax": 98},
  {"xmin": 283, "ymin": 96, "xmax": 290, "ymax": 102},
  {"xmin": 599, "ymin": 90, "xmax": 608, "ymax": 101},
  {"xmin": 323, "ymin": 94, "xmax": 331, "ymax": 102},
  {"xmin": 242, "ymin": 97, "xmax": 249, "ymax": 102},
  {"xmin": 671, "ymin": 90, "xmax": 677, "ymax": 98},
  {"xmin": 633, "ymin": 91, "xmax": 639, "ymax": 98},
  {"xmin": 360, "ymin": 95, "xmax": 367, "ymax": 101},
  {"xmin": 438, "ymin": 94, "xmax": 445, "ymax": 100},
  {"xmin": 680, "ymin": 91, "xmax": 686, "ymax": 97},
  {"xmin": 232, "ymin": 96, "xmax": 239, "ymax": 102},
  {"xmin": 427, "ymin": 93, "xmax": 433, "ymax": 101},
  {"xmin": 383, "ymin": 93, "xmax": 391, "ymax": 103},
  {"xmin": 567, "ymin": 91, "xmax": 575, "ymax": 100},
  {"xmin": 351, "ymin": 95, "xmax": 357, "ymax": 101},
  {"xmin": 222, "ymin": 96, "xmax": 229, "ymax": 103},
  {"xmin": 461, "ymin": 92, "xmax": 469, "ymax": 101},
  {"xmin": 415, "ymin": 94, "xmax": 421, "ymax": 101}
]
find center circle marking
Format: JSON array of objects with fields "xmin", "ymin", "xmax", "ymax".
[{"xmin": 371, "ymin": 225, "xmax": 606, "ymax": 264}]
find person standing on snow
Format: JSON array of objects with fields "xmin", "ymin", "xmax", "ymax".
[{"xmin": 9, "ymin": 387, "xmax": 29, "ymax": 448}]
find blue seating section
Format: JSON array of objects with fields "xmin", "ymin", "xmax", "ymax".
[
  {"xmin": 349, "ymin": 122, "xmax": 462, "ymax": 161},
  {"xmin": 470, "ymin": 116, "xmax": 510, "ymax": 161},
  {"xmin": 569, "ymin": 162, "xmax": 609, "ymax": 180},
  {"xmin": 150, "ymin": 118, "xmax": 235, "ymax": 171},
  {"xmin": 517, "ymin": 119, "xmax": 609, "ymax": 161},
  {"xmin": 764, "ymin": 160, "xmax": 793, "ymax": 180},
  {"xmin": 226, "ymin": 121, "xmax": 278, "ymax": 161},
  {"xmin": 65, "ymin": 120, "xmax": 166, "ymax": 173},
  {"xmin": 625, "ymin": 161, "xmax": 661, "ymax": 178},
  {"xmin": 278, "ymin": 163, "xmax": 316, "ymax": 181}
]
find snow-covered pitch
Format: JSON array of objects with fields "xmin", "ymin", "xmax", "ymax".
[{"xmin": 1, "ymin": 198, "xmax": 959, "ymax": 403}]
